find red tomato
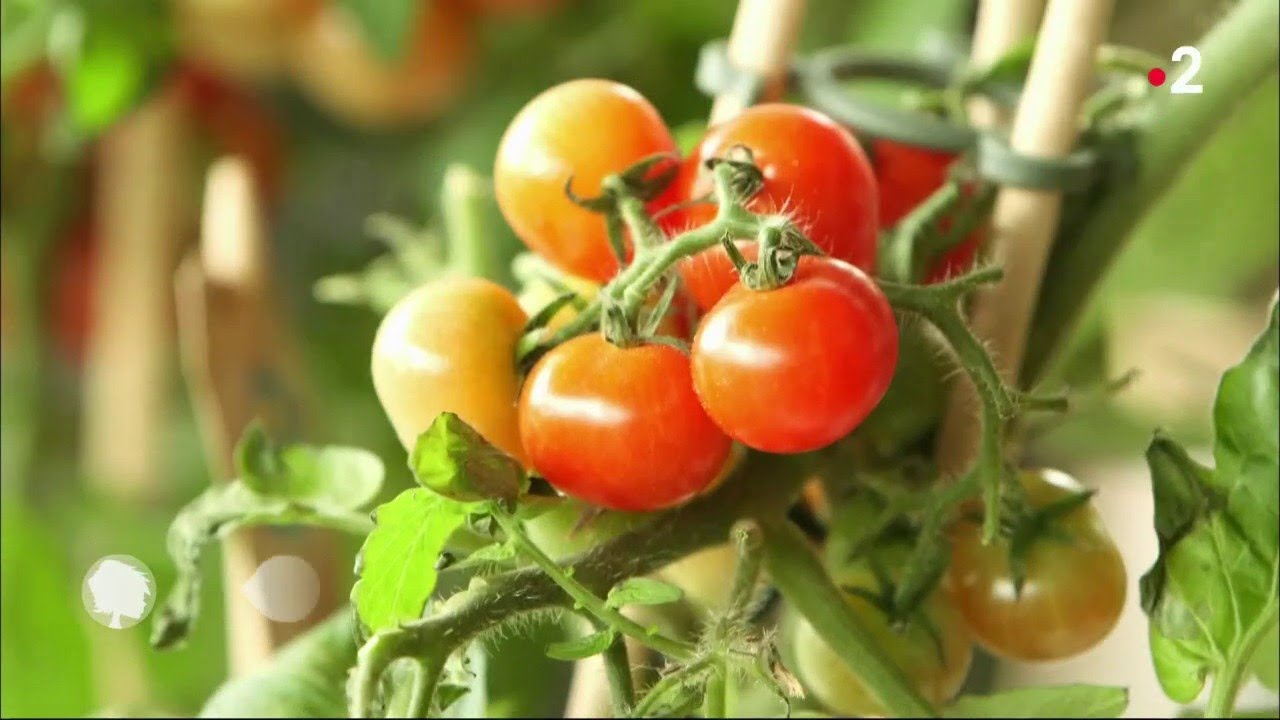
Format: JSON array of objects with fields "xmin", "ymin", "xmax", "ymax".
[
  {"xmin": 172, "ymin": 63, "xmax": 285, "ymax": 204},
  {"xmin": 495, "ymin": 79, "xmax": 678, "ymax": 283},
  {"xmin": 662, "ymin": 104, "xmax": 878, "ymax": 311},
  {"xmin": 871, "ymin": 139, "xmax": 983, "ymax": 284},
  {"xmin": 691, "ymin": 256, "xmax": 898, "ymax": 453},
  {"xmin": 519, "ymin": 334, "xmax": 732, "ymax": 511},
  {"xmin": 947, "ymin": 468, "xmax": 1127, "ymax": 662}
]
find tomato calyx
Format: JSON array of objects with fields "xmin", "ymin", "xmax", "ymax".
[{"xmin": 994, "ymin": 485, "xmax": 1099, "ymax": 596}]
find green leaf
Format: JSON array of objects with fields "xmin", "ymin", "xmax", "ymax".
[
  {"xmin": 604, "ymin": 577, "xmax": 684, "ymax": 609},
  {"xmin": 64, "ymin": 30, "xmax": 146, "ymax": 131},
  {"xmin": 944, "ymin": 685, "xmax": 1128, "ymax": 718},
  {"xmin": 199, "ymin": 611, "xmax": 356, "ymax": 718},
  {"xmin": 337, "ymin": 0, "xmax": 424, "ymax": 63},
  {"xmin": 411, "ymin": 412, "xmax": 526, "ymax": 504},
  {"xmin": 234, "ymin": 424, "xmax": 385, "ymax": 510},
  {"xmin": 449, "ymin": 540, "xmax": 519, "ymax": 572},
  {"xmin": 1141, "ymin": 302, "xmax": 1279, "ymax": 705},
  {"xmin": 545, "ymin": 629, "xmax": 616, "ymax": 661},
  {"xmin": 1250, "ymin": 619, "xmax": 1279, "ymax": 692},
  {"xmin": 351, "ymin": 489, "xmax": 472, "ymax": 632},
  {"xmin": 151, "ymin": 482, "xmax": 375, "ymax": 650}
]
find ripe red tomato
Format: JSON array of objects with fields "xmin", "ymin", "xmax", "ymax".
[
  {"xmin": 947, "ymin": 468, "xmax": 1127, "ymax": 662},
  {"xmin": 870, "ymin": 139, "xmax": 983, "ymax": 284},
  {"xmin": 662, "ymin": 104, "xmax": 878, "ymax": 311},
  {"xmin": 495, "ymin": 79, "xmax": 678, "ymax": 283},
  {"xmin": 172, "ymin": 63, "xmax": 285, "ymax": 204},
  {"xmin": 691, "ymin": 256, "xmax": 898, "ymax": 454},
  {"xmin": 519, "ymin": 333, "xmax": 732, "ymax": 512}
]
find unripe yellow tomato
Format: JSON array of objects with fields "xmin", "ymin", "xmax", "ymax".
[
  {"xmin": 288, "ymin": 1, "xmax": 473, "ymax": 130},
  {"xmin": 516, "ymin": 273, "xmax": 600, "ymax": 333},
  {"xmin": 654, "ymin": 543, "xmax": 740, "ymax": 612},
  {"xmin": 371, "ymin": 277, "xmax": 527, "ymax": 464},
  {"xmin": 171, "ymin": 0, "xmax": 320, "ymax": 83}
]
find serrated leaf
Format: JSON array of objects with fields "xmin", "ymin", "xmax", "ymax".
[
  {"xmin": 337, "ymin": 0, "xmax": 423, "ymax": 63},
  {"xmin": 351, "ymin": 489, "xmax": 471, "ymax": 632},
  {"xmin": 944, "ymin": 685, "xmax": 1128, "ymax": 718},
  {"xmin": 410, "ymin": 412, "xmax": 525, "ymax": 504},
  {"xmin": 605, "ymin": 577, "xmax": 683, "ymax": 609},
  {"xmin": 151, "ymin": 483, "xmax": 373, "ymax": 650},
  {"xmin": 1141, "ymin": 302, "xmax": 1279, "ymax": 705},
  {"xmin": 545, "ymin": 629, "xmax": 616, "ymax": 661}
]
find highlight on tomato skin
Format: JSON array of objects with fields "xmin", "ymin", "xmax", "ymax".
[
  {"xmin": 662, "ymin": 103, "xmax": 880, "ymax": 312},
  {"xmin": 691, "ymin": 255, "xmax": 899, "ymax": 454},
  {"xmin": 518, "ymin": 333, "xmax": 733, "ymax": 513},
  {"xmin": 946, "ymin": 468, "xmax": 1128, "ymax": 662},
  {"xmin": 494, "ymin": 79, "xmax": 679, "ymax": 284}
]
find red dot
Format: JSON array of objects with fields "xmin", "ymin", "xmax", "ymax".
[{"xmin": 1148, "ymin": 68, "xmax": 1167, "ymax": 87}]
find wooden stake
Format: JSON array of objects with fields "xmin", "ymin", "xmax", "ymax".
[
  {"xmin": 174, "ymin": 157, "xmax": 342, "ymax": 675},
  {"xmin": 708, "ymin": 0, "xmax": 808, "ymax": 125},
  {"xmin": 81, "ymin": 88, "xmax": 190, "ymax": 501},
  {"xmin": 935, "ymin": 0, "xmax": 1116, "ymax": 473},
  {"xmin": 967, "ymin": 0, "xmax": 1047, "ymax": 128}
]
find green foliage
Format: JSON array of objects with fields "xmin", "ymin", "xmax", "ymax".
[
  {"xmin": 545, "ymin": 628, "xmax": 616, "ymax": 661},
  {"xmin": 337, "ymin": 0, "xmax": 423, "ymax": 63},
  {"xmin": 604, "ymin": 577, "xmax": 684, "ymax": 609},
  {"xmin": 944, "ymin": 685, "xmax": 1129, "ymax": 718},
  {"xmin": 409, "ymin": 413, "xmax": 525, "ymax": 505},
  {"xmin": 1141, "ymin": 302, "xmax": 1279, "ymax": 708},
  {"xmin": 236, "ymin": 422, "xmax": 385, "ymax": 511}
]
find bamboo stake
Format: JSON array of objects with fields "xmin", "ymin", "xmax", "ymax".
[
  {"xmin": 566, "ymin": 2, "xmax": 807, "ymax": 715},
  {"xmin": 935, "ymin": 0, "xmax": 1116, "ymax": 474},
  {"xmin": 174, "ymin": 157, "xmax": 342, "ymax": 675},
  {"xmin": 967, "ymin": 0, "xmax": 1046, "ymax": 128},
  {"xmin": 81, "ymin": 88, "xmax": 190, "ymax": 501}
]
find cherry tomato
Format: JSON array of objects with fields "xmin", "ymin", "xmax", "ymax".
[
  {"xmin": 494, "ymin": 79, "xmax": 678, "ymax": 283},
  {"xmin": 662, "ymin": 104, "xmax": 878, "ymax": 311},
  {"xmin": 947, "ymin": 468, "xmax": 1127, "ymax": 662},
  {"xmin": 519, "ymin": 334, "xmax": 731, "ymax": 512},
  {"xmin": 288, "ymin": 1, "xmax": 473, "ymax": 130},
  {"xmin": 172, "ymin": 63, "xmax": 285, "ymax": 204},
  {"xmin": 371, "ymin": 277, "xmax": 527, "ymax": 463},
  {"xmin": 173, "ymin": 0, "xmax": 320, "ymax": 83},
  {"xmin": 691, "ymin": 256, "xmax": 898, "ymax": 454},
  {"xmin": 655, "ymin": 543, "xmax": 740, "ymax": 612},
  {"xmin": 787, "ymin": 566, "xmax": 973, "ymax": 716},
  {"xmin": 871, "ymin": 139, "xmax": 984, "ymax": 284}
]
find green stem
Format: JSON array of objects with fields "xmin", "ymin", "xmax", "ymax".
[
  {"xmin": 762, "ymin": 518, "xmax": 937, "ymax": 717},
  {"xmin": 492, "ymin": 506, "xmax": 699, "ymax": 660},
  {"xmin": 1024, "ymin": 0, "xmax": 1279, "ymax": 385},
  {"xmin": 883, "ymin": 182, "xmax": 961, "ymax": 284},
  {"xmin": 1205, "ymin": 657, "xmax": 1248, "ymax": 719},
  {"xmin": 401, "ymin": 657, "xmax": 445, "ymax": 719},
  {"xmin": 598, "ymin": 623, "xmax": 637, "ymax": 716},
  {"xmin": 702, "ymin": 663, "xmax": 728, "ymax": 719},
  {"xmin": 441, "ymin": 164, "xmax": 508, "ymax": 285}
]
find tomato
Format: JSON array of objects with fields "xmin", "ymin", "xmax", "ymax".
[
  {"xmin": 495, "ymin": 79, "xmax": 678, "ymax": 283},
  {"xmin": 691, "ymin": 256, "xmax": 898, "ymax": 454},
  {"xmin": 288, "ymin": 1, "xmax": 473, "ymax": 130},
  {"xmin": 947, "ymin": 468, "xmax": 1127, "ymax": 662},
  {"xmin": 870, "ymin": 139, "xmax": 984, "ymax": 284},
  {"xmin": 172, "ymin": 63, "xmax": 285, "ymax": 204},
  {"xmin": 371, "ymin": 277, "xmax": 527, "ymax": 463},
  {"xmin": 173, "ymin": 0, "xmax": 320, "ymax": 83},
  {"xmin": 524, "ymin": 500, "xmax": 652, "ymax": 561},
  {"xmin": 519, "ymin": 334, "xmax": 731, "ymax": 512},
  {"xmin": 787, "ymin": 566, "xmax": 973, "ymax": 716},
  {"xmin": 655, "ymin": 543, "xmax": 739, "ymax": 612},
  {"xmin": 662, "ymin": 104, "xmax": 878, "ymax": 311}
]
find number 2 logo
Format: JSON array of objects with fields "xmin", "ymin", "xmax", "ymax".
[{"xmin": 1170, "ymin": 46, "xmax": 1203, "ymax": 94}]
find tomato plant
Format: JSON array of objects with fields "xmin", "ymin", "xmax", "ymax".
[
  {"xmin": 663, "ymin": 103, "xmax": 879, "ymax": 310},
  {"xmin": 495, "ymin": 79, "xmax": 678, "ymax": 283},
  {"xmin": 948, "ymin": 468, "xmax": 1127, "ymax": 662},
  {"xmin": 288, "ymin": 1, "xmax": 474, "ymax": 130},
  {"xmin": 370, "ymin": 277, "xmax": 528, "ymax": 463},
  {"xmin": 519, "ymin": 333, "xmax": 731, "ymax": 512},
  {"xmin": 691, "ymin": 256, "xmax": 899, "ymax": 453}
]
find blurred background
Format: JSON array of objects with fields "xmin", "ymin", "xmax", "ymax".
[{"xmin": 0, "ymin": 0, "xmax": 1275, "ymax": 717}]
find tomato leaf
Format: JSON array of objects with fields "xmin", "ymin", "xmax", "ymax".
[
  {"xmin": 198, "ymin": 611, "xmax": 356, "ymax": 718},
  {"xmin": 1140, "ymin": 301, "xmax": 1279, "ymax": 704},
  {"xmin": 351, "ymin": 488, "xmax": 474, "ymax": 633},
  {"xmin": 604, "ymin": 577, "xmax": 684, "ymax": 609},
  {"xmin": 337, "ymin": 0, "xmax": 423, "ymax": 63},
  {"xmin": 410, "ymin": 412, "xmax": 526, "ymax": 504},
  {"xmin": 1250, "ymin": 619, "xmax": 1279, "ymax": 692},
  {"xmin": 151, "ymin": 482, "xmax": 376, "ymax": 650},
  {"xmin": 943, "ymin": 684, "xmax": 1128, "ymax": 718},
  {"xmin": 234, "ymin": 423, "xmax": 385, "ymax": 511},
  {"xmin": 545, "ymin": 629, "xmax": 617, "ymax": 661}
]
